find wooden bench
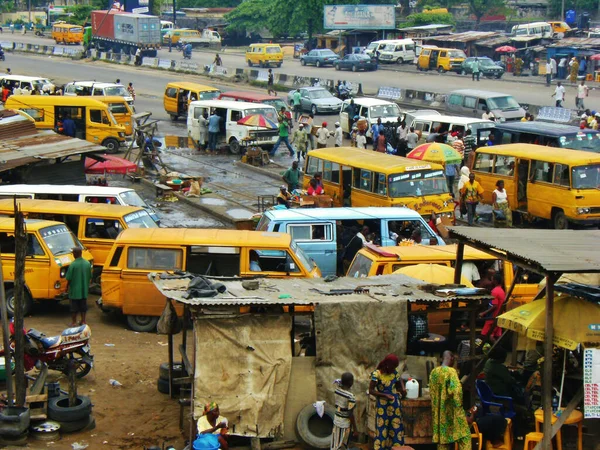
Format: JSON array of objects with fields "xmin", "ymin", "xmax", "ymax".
[{"xmin": 155, "ymin": 183, "xmax": 173, "ymax": 199}]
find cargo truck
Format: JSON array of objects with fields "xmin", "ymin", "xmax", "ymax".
[{"xmin": 83, "ymin": 10, "xmax": 161, "ymax": 58}]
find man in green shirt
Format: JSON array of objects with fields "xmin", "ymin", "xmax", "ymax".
[
  {"xmin": 282, "ymin": 160, "xmax": 301, "ymax": 191},
  {"xmin": 270, "ymin": 118, "xmax": 295, "ymax": 157},
  {"xmin": 292, "ymin": 89, "xmax": 302, "ymax": 121},
  {"xmin": 66, "ymin": 247, "xmax": 92, "ymax": 327}
]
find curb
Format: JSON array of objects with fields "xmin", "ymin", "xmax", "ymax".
[{"xmin": 234, "ymin": 160, "xmax": 287, "ymax": 182}]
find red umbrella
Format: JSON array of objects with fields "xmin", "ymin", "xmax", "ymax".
[
  {"xmin": 85, "ymin": 155, "xmax": 137, "ymax": 175},
  {"xmin": 495, "ymin": 45, "xmax": 517, "ymax": 53},
  {"xmin": 590, "ymin": 54, "xmax": 600, "ymax": 61}
]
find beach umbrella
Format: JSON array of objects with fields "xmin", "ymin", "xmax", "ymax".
[
  {"xmin": 589, "ymin": 54, "xmax": 600, "ymax": 61},
  {"xmin": 406, "ymin": 143, "xmax": 462, "ymax": 165},
  {"xmin": 84, "ymin": 155, "xmax": 137, "ymax": 175},
  {"xmin": 496, "ymin": 45, "xmax": 517, "ymax": 53},
  {"xmin": 393, "ymin": 263, "xmax": 474, "ymax": 287},
  {"xmin": 236, "ymin": 114, "xmax": 278, "ymax": 129}
]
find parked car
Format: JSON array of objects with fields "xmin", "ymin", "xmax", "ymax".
[
  {"xmin": 300, "ymin": 49, "xmax": 340, "ymax": 67},
  {"xmin": 334, "ymin": 54, "xmax": 378, "ymax": 72},
  {"xmin": 460, "ymin": 57, "xmax": 504, "ymax": 78},
  {"xmin": 286, "ymin": 87, "xmax": 343, "ymax": 115}
]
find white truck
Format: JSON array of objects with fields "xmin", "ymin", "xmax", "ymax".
[{"xmin": 187, "ymin": 29, "xmax": 221, "ymax": 47}]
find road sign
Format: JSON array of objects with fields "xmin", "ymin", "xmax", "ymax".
[{"xmin": 132, "ymin": 7, "xmax": 149, "ymax": 14}]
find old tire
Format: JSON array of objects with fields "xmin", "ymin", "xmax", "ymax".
[
  {"xmin": 229, "ymin": 138, "xmax": 241, "ymax": 154},
  {"xmin": 157, "ymin": 377, "xmax": 181, "ymax": 395},
  {"xmin": 102, "ymin": 138, "xmax": 120, "ymax": 154},
  {"xmin": 295, "ymin": 403, "xmax": 336, "ymax": 449},
  {"xmin": 0, "ymin": 431, "xmax": 28, "ymax": 446},
  {"xmin": 552, "ymin": 209, "xmax": 568, "ymax": 230},
  {"xmin": 126, "ymin": 315, "xmax": 159, "ymax": 332},
  {"xmin": 57, "ymin": 415, "xmax": 94, "ymax": 433},
  {"xmin": 159, "ymin": 362, "xmax": 185, "ymax": 380},
  {"xmin": 66, "ymin": 350, "xmax": 92, "ymax": 379},
  {"xmin": 5, "ymin": 288, "xmax": 33, "ymax": 317},
  {"xmin": 48, "ymin": 395, "xmax": 92, "ymax": 423}
]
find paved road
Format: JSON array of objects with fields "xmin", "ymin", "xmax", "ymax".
[{"xmin": 3, "ymin": 35, "xmax": 598, "ymax": 110}]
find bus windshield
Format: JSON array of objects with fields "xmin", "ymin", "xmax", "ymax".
[
  {"xmin": 487, "ymin": 96, "xmax": 521, "ymax": 111},
  {"xmin": 291, "ymin": 241, "xmax": 316, "ymax": 271},
  {"xmin": 40, "ymin": 224, "xmax": 81, "ymax": 256},
  {"xmin": 572, "ymin": 164, "xmax": 600, "ymax": 189},
  {"xmin": 119, "ymin": 191, "xmax": 149, "ymax": 208},
  {"xmin": 560, "ymin": 133, "xmax": 600, "ymax": 153},
  {"xmin": 388, "ymin": 169, "xmax": 448, "ymax": 197},
  {"xmin": 370, "ymin": 104, "xmax": 401, "ymax": 119},
  {"xmin": 124, "ymin": 210, "xmax": 159, "ymax": 228}
]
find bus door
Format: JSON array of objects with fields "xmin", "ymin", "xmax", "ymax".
[
  {"xmin": 56, "ymin": 106, "xmax": 86, "ymax": 140},
  {"xmin": 341, "ymin": 166, "xmax": 352, "ymax": 206},
  {"xmin": 516, "ymin": 158, "xmax": 530, "ymax": 211}
]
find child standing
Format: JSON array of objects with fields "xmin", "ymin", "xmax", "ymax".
[{"xmin": 331, "ymin": 372, "xmax": 356, "ymax": 450}]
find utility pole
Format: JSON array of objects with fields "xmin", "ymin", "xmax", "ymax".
[
  {"xmin": 561, "ymin": 0, "xmax": 565, "ymax": 20},
  {"xmin": 13, "ymin": 200, "xmax": 27, "ymax": 407}
]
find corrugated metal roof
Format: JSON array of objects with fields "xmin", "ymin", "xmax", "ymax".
[
  {"xmin": 448, "ymin": 227, "xmax": 600, "ymax": 273},
  {"xmin": 548, "ymin": 37, "xmax": 600, "ymax": 48},
  {"xmin": 150, "ymin": 273, "xmax": 492, "ymax": 307},
  {"xmin": 426, "ymin": 31, "xmax": 499, "ymax": 43},
  {"xmin": 475, "ymin": 35, "xmax": 511, "ymax": 48}
]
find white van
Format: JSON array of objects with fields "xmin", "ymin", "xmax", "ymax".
[
  {"xmin": 510, "ymin": 22, "xmax": 553, "ymax": 39},
  {"xmin": 364, "ymin": 40, "xmax": 392, "ymax": 57},
  {"xmin": 339, "ymin": 97, "xmax": 402, "ymax": 135},
  {"xmin": 187, "ymin": 100, "xmax": 279, "ymax": 154},
  {"xmin": 64, "ymin": 81, "xmax": 134, "ymax": 106},
  {"xmin": 0, "ymin": 75, "xmax": 55, "ymax": 93},
  {"xmin": 376, "ymin": 39, "xmax": 416, "ymax": 64},
  {"xmin": 0, "ymin": 184, "xmax": 160, "ymax": 223},
  {"xmin": 406, "ymin": 114, "xmax": 494, "ymax": 144}
]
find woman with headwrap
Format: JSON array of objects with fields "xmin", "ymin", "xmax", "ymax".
[
  {"xmin": 368, "ymin": 354, "xmax": 406, "ymax": 450},
  {"xmin": 197, "ymin": 402, "xmax": 229, "ymax": 450}
]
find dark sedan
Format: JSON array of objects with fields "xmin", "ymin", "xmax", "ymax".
[
  {"xmin": 334, "ymin": 54, "xmax": 378, "ymax": 72},
  {"xmin": 460, "ymin": 57, "xmax": 504, "ymax": 78}
]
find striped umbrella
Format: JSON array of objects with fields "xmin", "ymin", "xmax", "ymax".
[
  {"xmin": 236, "ymin": 114, "xmax": 278, "ymax": 129},
  {"xmin": 406, "ymin": 143, "xmax": 462, "ymax": 165}
]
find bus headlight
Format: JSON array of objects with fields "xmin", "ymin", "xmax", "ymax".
[
  {"xmin": 577, "ymin": 207, "xmax": 590, "ymax": 215},
  {"xmin": 60, "ymin": 267, "xmax": 67, "ymax": 278}
]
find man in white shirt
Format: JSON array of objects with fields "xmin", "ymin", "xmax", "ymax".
[
  {"xmin": 576, "ymin": 80, "xmax": 589, "ymax": 110},
  {"xmin": 550, "ymin": 57, "xmax": 557, "ymax": 79},
  {"xmin": 545, "ymin": 59, "xmax": 552, "ymax": 86},
  {"xmin": 552, "ymin": 81, "xmax": 565, "ymax": 107},
  {"xmin": 482, "ymin": 108, "xmax": 495, "ymax": 121},
  {"xmin": 356, "ymin": 130, "xmax": 366, "ymax": 149},
  {"xmin": 333, "ymin": 122, "xmax": 343, "ymax": 147},
  {"xmin": 406, "ymin": 127, "xmax": 419, "ymax": 150}
]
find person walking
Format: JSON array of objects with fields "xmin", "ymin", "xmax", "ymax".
[
  {"xmin": 330, "ymin": 373, "xmax": 357, "ymax": 450},
  {"xmin": 267, "ymin": 68, "xmax": 276, "ymax": 96},
  {"xmin": 371, "ymin": 118, "xmax": 383, "ymax": 150},
  {"xmin": 396, "ymin": 120, "xmax": 408, "ymax": 156},
  {"xmin": 292, "ymin": 89, "xmax": 302, "ymax": 122},
  {"xmin": 479, "ymin": 273, "xmax": 506, "ymax": 343},
  {"xmin": 472, "ymin": 58, "xmax": 480, "ymax": 82},
  {"xmin": 356, "ymin": 130, "xmax": 366, "ymax": 149},
  {"xmin": 290, "ymin": 124, "xmax": 308, "ymax": 161},
  {"xmin": 282, "ymin": 160, "xmax": 301, "ymax": 191},
  {"xmin": 305, "ymin": 114, "xmax": 315, "ymax": 151},
  {"xmin": 214, "ymin": 53, "xmax": 222, "ymax": 66},
  {"xmin": 429, "ymin": 351, "xmax": 472, "ymax": 450},
  {"xmin": 460, "ymin": 172, "xmax": 484, "ymax": 226},
  {"xmin": 271, "ymin": 118, "xmax": 295, "ymax": 157},
  {"xmin": 569, "ymin": 57, "xmax": 579, "ymax": 84},
  {"xmin": 545, "ymin": 59, "xmax": 552, "ymax": 86},
  {"xmin": 127, "ymin": 82, "xmax": 135, "ymax": 101},
  {"xmin": 66, "ymin": 247, "xmax": 92, "ymax": 327},
  {"xmin": 492, "ymin": 179, "xmax": 512, "ymax": 227},
  {"xmin": 451, "ymin": 133, "xmax": 465, "ymax": 160},
  {"xmin": 333, "ymin": 122, "xmax": 343, "ymax": 147},
  {"xmin": 316, "ymin": 122, "xmax": 331, "ymax": 148},
  {"xmin": 576, "ymin": 80, "xmax": 589, "ymax": 110},
  {"xmin": 197, "ymin": 112, "xmax": 209, "ymax": 150},
  {"xmin": 406, "ymin": 127, "xmax": 418, "ymax": 152},
  {"xmin": 445, "ymin": 162, "xmax": 459, "ymax": 195},
  {"xmin": 550, "ymin": 57, "xmax": 557, "ymax": 80},
  {"xmin": 552, "ymin": 81, "xmax": 566, "ymax": 107},
  {"xmin": 345, "ymin": 99, "xmax": 357, "ymax": 132},
  {"xmin": 462, "ymin": 130, "xmax": 476, "ymax": 167},
  {"xmin": 207, "ymin": 110, "xmax": 221, "ymax": 153}
]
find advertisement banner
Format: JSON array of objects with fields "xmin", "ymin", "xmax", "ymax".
[{"xmin": 323, "ymin": 4, "xmax": 396, "ymax": 30}]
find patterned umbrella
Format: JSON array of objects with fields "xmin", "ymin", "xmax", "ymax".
[
  {"xmin": 406, "ymin": 143, "xmax": 462, "ymax": 165},
  {"xmin": 495, "ymin": 45, "xmax": 517, "ymax": 53},
  {"xmin": 236, "ymin": 114, "xmax": 278, "ymax": 129}
]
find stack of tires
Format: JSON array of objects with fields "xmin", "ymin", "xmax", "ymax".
[
  {"xmin": 0, "ymin": 406, "xmax": 30, "ymax": 446},
  {"xmin": 47, "ymin": 395, "xmax": 95, "ymax": 433},
  {"xmin": 157, "ymin": 362, "xmax": 189, "ymax": 395}
]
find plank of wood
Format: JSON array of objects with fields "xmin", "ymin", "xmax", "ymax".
[{"xmin": 25, "ymin": 394, "xmax": 48, "ymax": 403}]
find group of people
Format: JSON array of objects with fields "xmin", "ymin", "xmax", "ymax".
[
  {"xmin": 545, "ymin": 56, "xmax": 591, "ymax": 110},
  {"xmin": 580, "ymin": 108, "xmax": 600, "ymax": 130}
]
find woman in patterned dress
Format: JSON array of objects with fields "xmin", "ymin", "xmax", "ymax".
[{"xmin": 368, "ymin": 354, "xmax": 406, "ymax": 450}]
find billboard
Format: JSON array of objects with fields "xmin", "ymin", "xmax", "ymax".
[{"xmin": 323, "ymin": 4, "xmax": 396, "ymax": 30}]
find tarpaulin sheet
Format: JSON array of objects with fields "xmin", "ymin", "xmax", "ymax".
[
  {"xmin": 314, "ymin": 300, "xmax": 408, "ymax": 431},
  {"xmin": 193, "ymin": 314, "xmax": 292, "ymax": 438}
]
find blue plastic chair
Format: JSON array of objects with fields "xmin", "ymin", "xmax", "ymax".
[{"xmin": 476, "ymin": 379, "xmax": 517, "ymax": 419}]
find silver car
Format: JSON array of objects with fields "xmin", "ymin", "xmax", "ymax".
[{"xmin": 287, "ymin": 87, "xmax": 343, "ymax": 115}]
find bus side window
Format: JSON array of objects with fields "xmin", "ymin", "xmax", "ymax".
[
  {"xmin": 373, "ymin": 172, "xmax": 387, "ymax": 196},
  {"xmin": 306, "ymin": 156, "xmax": 323, "ymax": 177},
  {"xmin": 531, "ymin": 160, "xmax": 554, "ymax": 183},
  {"xmin": 553, "ymin": 163, "xmax": 570, "ymax": 186},
  {"xmin": 473, "ymin": 153, "xmax": 494, "ymax": 173},
  {"xmin": 360, "ymin": 170, "xmax": 372, "ymax": 191}
]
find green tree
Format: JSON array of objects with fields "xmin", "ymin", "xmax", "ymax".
[
  {"xmin": 224, "ymin": 0, "xmax": 270, "ymax": 33},
  {"xmin": 178, "ymin": 0, "xmax": 243, "ymax": 7},
  {"xmin": 399, "ymin": 11, "xmax": 455, "ymax": 27}
]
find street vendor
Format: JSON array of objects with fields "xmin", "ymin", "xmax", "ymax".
[
  {"xmin": 277, "ymin": 185, "xmax": 292, "ymax": 208},
  {"xmin": 197, "ymin": 402, "xmax": 229, "ymax": 450}
]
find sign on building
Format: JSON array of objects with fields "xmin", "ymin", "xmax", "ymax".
[{"xmin": 323, "ymin": 4, "xmax": 396, "ymax": 30}]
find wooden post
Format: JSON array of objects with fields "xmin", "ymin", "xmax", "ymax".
[
  {"xmin": 0, "ymin": 257, "xmax": 13, "ymax": 406},
  {"xmin": 467, "ymin": 303, "xmax": 477, "ymax": 406},
  {"xmin": 168, "ymin": 331, "xmax": 174, "ymax": 399},
  {"xmin": 13, "ymin": 203, "xmax": 27, "ymax": 407},
  {"xmin": 189, "ymin": 318, "xmax": 197, "ymax": 445},
  {"xmin": 449, "ymin": 243, "xmax": 465, "ymax": 347},
  {"xmin": 68, "ymin": 359, "xmax": 77, "ymax": 407},
  {"xmin": 542, "ymin": 274, "xmax": 555, "ymax": 450}
]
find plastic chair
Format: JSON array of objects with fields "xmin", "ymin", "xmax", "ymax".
[
  {"xmin": 524, "ymin": 432, "xmax": 550, "ymax": 450},
  {"xmin": 476, "ymin": 379, "xmax": 517, "ymax": 419},
  {"xmin": 485, "ymin": 418, "xmax": 513, "ymax": 450},
  {"xmin": 456, "ymin": 422, "xmax": 483, "ymax": 450}
]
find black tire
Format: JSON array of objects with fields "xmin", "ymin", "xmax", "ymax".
[
  {"xmin": 277, "ymin": 63, "xmax": 282, "ymax": 68},
  {"xmin": 159, "ymin": 361, "xmax": 185, "ymax": 380},
  {"xmin": 102, "ymin": 138, "xmax": 120, "ymax": 154},
  {"xmin": 310, "ymin": 104, "xmax": 317, "ymax": 116},
  {"xmin": 334, "ymin": 64, "xmax": 339, "ymax": 71},
  {"xmin": 352, "ymin": 64, "xmax": 357, "ymax": 72},
  {"xmin": 126, "ymin": 315, "xmax": 159, "ymax": 332},
  {"xmin": 157, "ymin": 376, "xmax": 181, "ymax": 395},
  {"xmin": 316, "ymin": 60, "xmax": 321, "ymax": 68},
  {"xmin": 247, "ymin": 60, "xmax": 252, "ymax": 67},
  {"xmin": 295, "ymin": 403, "xmax": 336, "ymax": 449},
  {"xmin": 57, "ymin": 415, "xmax": 93, "ymax": 433},
  {"xmin": 170, "ymin": 114, "xmax": 179, "ymax": 121},
  {"xmin": 64, "ymin": 350, "xmax": 92, "ymax": 379},
  {"xmin": 552, "ymin": 209, "xmax": 568, "ymax": 230},
  {"xmin": 438, "ymin": 66, "xmax": 445, "ymax": 73},
  {"xmin": 495, "ymin": 73, "xmax": 503, "ymax": 79},
  {"xmin": 5, "ymin": 288, "xmax": 33, "ymax": 317},
  {"xmin": 48, "ymin": 395, "xmax": 92, "ymax": 423},
  {"xmin": 461, "ymin": 69, "xmax": 467, "ymax": 75},
  {"xmin": 0, "ymin": 432, "xmax": 28, "ymax": 446},
  {"xmin": 229, "ymin": 138, "xmax": 241, "ymax": 154},
  {"xmin": 396, "ymin": 57, "xmax": 404, "ymax": 64},
  {"xmin": 301, "ymin": 59, "xmax": 306, "ymax": 66}
]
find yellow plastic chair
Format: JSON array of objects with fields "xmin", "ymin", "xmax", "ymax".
[
  {"xmin": 524, "ymin": 431, "xmax": 550, "ymax": 450},
  {"xmin": 456, "ymin": 422, "xmax": 483, "ymax": 450}
]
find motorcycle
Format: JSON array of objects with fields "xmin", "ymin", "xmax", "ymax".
[
  {"xmin": 183, "ymin": 44, "xmax": 192, "ymax": 60},
  {"xmin": 2, "ymin": 322, "xmax": 93, "ymax": 379}
]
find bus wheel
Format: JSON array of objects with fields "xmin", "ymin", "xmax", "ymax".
[
  {"xmin": 5, "ymin": 288, "xmax": 33, "ymax": 317},
  {"xmin": 102, "ymin": 138, "xmax": 120, "ymax": 154},
  {"xmin": 229, "ymin": 138, "xmax": 240, "ymax": 154},
  {"xmin": 126, "ymin": 315, "xmax": 159, "ymax": 332},
  {"xmin": 552, "ymin": 209, "xmax": 568, "ymax": 230}
]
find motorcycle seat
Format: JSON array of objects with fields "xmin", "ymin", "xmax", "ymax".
[
  {"xmin": 40, "ymin": 336, "xmax": 61, "ymax": 349},
  {"xmin": 61, "ymin": 324, "xmax": 91, "ymax": 342}
]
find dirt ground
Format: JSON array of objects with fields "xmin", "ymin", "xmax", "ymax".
[{"xmin": 9, "ymin": 297, "xmax": 188, "ymax": 450}]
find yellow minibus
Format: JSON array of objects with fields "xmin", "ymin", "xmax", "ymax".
[
  {"xmin": 163, "ymin": 81, "xmax": 221, "ymax": 120},
  {"xmin": 100, "ymin": 228, "xmax": 321, "ymax": 331},
  {"xmin": 304, "ymin": 148, "xmax": 455, "ymax": 219},
  {"xmin": 471, "ymin": 144, "xmax": 600, "ymax": 229},
  {"xmin": 5, "ymin": 96, "xmax": 127, "ymax": 153},
  {"xmin": 52, "ymin": 23, "xmax": 83, "ymax": 45},
  {"xmin": 0, "ymin": 218, "xmax": 93, "ymax": 316}
]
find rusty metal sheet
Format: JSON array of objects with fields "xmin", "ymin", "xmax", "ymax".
[{"xmin": 425, "ymin": 31, "xmax": 499, "ymax": 43}]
